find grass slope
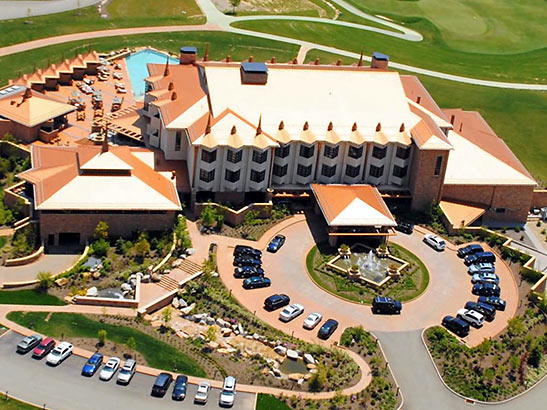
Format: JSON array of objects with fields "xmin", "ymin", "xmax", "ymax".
[
  {"xmin": 256, "ymin": 393, "xmax": 291, "ymax": 410},
  {"xmin": 0, "ymin": 398, "xmax": 40, "ymax": 410},
  {"xmin": 0, "ymin": 290, "xmax": 65, "ymax": 306},
  {"xmin": 6, "ymin": 312, "xmax": 206, "ymax": 377}
]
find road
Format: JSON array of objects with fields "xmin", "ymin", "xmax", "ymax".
[
  {"xmin": 0, "ymin": 330, "xmax": 256, "ymax": 410},
  {"xmin": 0, "ymin": 0, "xmax": 100, "ymax": 20}
]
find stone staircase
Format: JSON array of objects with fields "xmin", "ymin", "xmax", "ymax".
[
  {"xmin": 155, "ymin": 259, "xmax": 202, "ymax": 292},
  {"xmin": 178, "ymin": 258, "xmax": 202, "ymax": 275},
  {"xmin": 156, "ymin": 275, "xmax": 180, "ymax": 292}
]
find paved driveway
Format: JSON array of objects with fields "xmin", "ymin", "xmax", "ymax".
[
  {"xmin": 0, "ymin": 253, "xmax": 80, "ymax": 286},
  {"xmin": 0, "ymin": 331, "xmax": 256, "ymax": 410}
]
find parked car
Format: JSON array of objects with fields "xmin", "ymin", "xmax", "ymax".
[
  {"xmin": 99, "ymin": 357, "xmax": 121, "ymax": 381},
  {"xmin": 468, "ymin": 262, "xmax": 495, "ymax": 275},
  {"xmin": 242, "ymin": 276, "xmax": 271, "ymax": 289},
  {"xmin": 194, "ymin": 381, "xmax": 211, "ymax": 404},
  {"xmin": 264, "ymin": 294, "xmax": 290, "ymax": 311},
  {"xmin": 457, "ymin": 308, "xmax": 485, "ymax": 327},
  {"xmin": 267, "ymin": 235, "xmax": 286, "ymax": 253},
  {"xmin": 234, "ymin": 266, "xmax": 264, "ymax": 278},
  {"xmin": 395, "ymin": 220, "xmax": 414, "ymax": 235},
  {"xmin": 442, "ymin": 315, "xmax": 470, "ymax": 337},
  {"xmin": 372, "ymin": 297, "xmax": 402, "ymax": 314},
  {"xmin": 46, "ymin": 341, "xmax": 73, "ymax": 366},
  {"xmin": 17, "ymin": 334, "xmax": 42, "ymax": 354},
  {"xmin": 32, "ymin": 337, "xmax": 56, "ymax": 359},
  {"xmin": 233, "ymin": 256, "xmax": 262, "ymax": 268},
  {"xmin": 472, "ymin": 283, "xmax": 501, "ymax": 297},
  {"xmin": 478, "ymin": 296, "xmax": 506, "ymax": 311},
  {"xmin": 171, "ymin": 375, "xmax": 188, "ymax": 401},
  {"xmin": 219, "ymin": 376, "xmax": 237, "ymax": 407},
  {"xmin": 117, "ymin": 359, "xmax": 136, "ymax": 385},
  {"xmin": 457, "ymin": 244, "xmax": 484, "ymax": 258},
  {"xmin": 318, "ymin": 319, "xmax": 339, "ymax": 340},
  {"xmin": 151, "ymin": 373, "xmax": 173, "ymax": 397},
  {"xmin": 81, "ymin": 352, "xmax": 104, "ymax": 376},
  {"xmin": 465, "ymin": 251, "xmax": 496, "ymax": 266},
  {"xmin": 303, "ymin": 312, "xmax": 323, "ymax": 330},
  {"xmin": 471, "ymin": 272, "xmax": 499, "ymax": 285},
  {"xmin": 279, "ymin": 303, "xmax": 305, "ymax": 322},
  {"xmin": 233, "ymin": 245, "xmax": 262, "ymax": 258},
  {"xmin": 465, "ymin": 301, "xmax": 496, "ymax": 322},
  {"xmin": 423, "ymin": 234, "xmax": 446, "ymax": 251}
]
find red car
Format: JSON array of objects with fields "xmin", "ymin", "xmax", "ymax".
[{"xmin": 32, "ymin": 338, "xmax": 56, "ymax": 359}]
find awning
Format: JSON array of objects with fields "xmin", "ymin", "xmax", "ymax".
[{"xmin": 439, "ymin": 200, "xmax": 486, "ymax": 229}]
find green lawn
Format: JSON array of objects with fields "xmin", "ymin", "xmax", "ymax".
[
  {"xmin": 0, "ymin": 398, "xmax": 40, "ymax": 410},
  {"xmin": 232, "ymin": 20, "xmax": 546, "ymax": 83},
  {"xmin": 256, "ymin": 394, "xmax": 291, "ymax": 410},
  {"xmin": 6, "ymin": 312, "xmax": 206, "ymax": 377},
  {"xmin": 0, "ymin": 289, "xmax": 65, "ymax": 306}
]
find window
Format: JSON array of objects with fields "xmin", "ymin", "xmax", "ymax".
[
  {"xmin": 175, "ymin": 131, "xmax": 182, "ymax": 151},
  {"xmin": 297, "ymin": 164, "xmax": 312, "ymax": 177},
  {"xmin": 225, "ymin": 169, "xmax": 240, "ymax": 183},
  {"xmin": 199, "ymin": 169, "xmax": 215, "ymax": 183},
  {"xmin": 250, "ymin": 169, "xmax": 266, "ymax": 183},
  {"xmin": 252, "ymin": 149, "xmax": 268, "ymax": 164},
  {"xmin": 321, "ymin": 164, "xmax": 336, "ymax": 178},
  {"xmin": 434, "ymin": 155, "xmax": 443, "ymax": 176},
  {"xmin": 369, "ymin": 165, "xmax": 384, "ymax": 179},
  {"xmin": 145, "ymin": 82, "xmax": 152, "ymax": 93},
  {"xmin": 227, "ymin": 149, "xmax": 242, "ymax": 164},
  {"xmin": 273, "ymin": 164, "xmax": 288, "ymax": 177},
  {"xmin": 396, "ymin": 146, "xmax": 410, "ymax": 160},
  {"xmin": 348, "ymin": 145, "xmax": 363, "ymax": 160},
  {"xmin": 372, "ymin": 146, "xmax": 387, "ymax": 160},
  {"xmin": 201, "ymin": 149, "xmax": 217, "ymax": 163},
  {"xmin": 323, "ymin": 145, "xmax": 339, "ymax": 159},
  {"xmin": 345, "ymin": 164, "xmax": 361, "ymax": 178},
  {"xmin": 393, "ymin": 165, "xmax": 408, "ymax": 178},
  {"xmin": 495, "ymin": 208, "xmax": 506, "ymax": 214},
  {"xmin": 275, "ymin": 144, "xmax": 291, "ymax": 158},
  {"xmin": 299, "ymin": 144, "xmax": 315, "ymax": 159}
]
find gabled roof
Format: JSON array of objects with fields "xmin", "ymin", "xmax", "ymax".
[
  {"xmin": 439, "ymin": 200, "xmax": 486, "ymax": 229},
  {"xmin": 311, "ymin": 184, "xmax": 396, "ymax": 227},
  {"xmin": 409, "ymin": 104, "xmax": 453, "ymax": 150}
]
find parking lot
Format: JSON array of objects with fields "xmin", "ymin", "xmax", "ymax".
[{"xmin": 0, "ymin": 331, "xmax": 256, "ymax": 410}]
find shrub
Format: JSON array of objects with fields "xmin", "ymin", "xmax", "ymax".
[
  {"xmin": 36, "ymin": 271, "xmax": 53, "ymax": 291},
  {"xmin": 200, "ymin": 202, "xmax": 219, "ymax": 227},
  {"xmin": 93, "ymin": 221, "xmax": 109, "ymax": 241},
  {"xmin": 90, "ymin": 238, "xmax": 109, "ymax": 257},
  {"xmin": 126, "ymin": 336, "xmax": 136, "ymax": 351},
  {"xmin": 97, "ymin": 329, "xmax": 107, "ymax": 346},
  {"xmin": 134, "ymin": 233, "xmax": 150, "ymax": 258}
]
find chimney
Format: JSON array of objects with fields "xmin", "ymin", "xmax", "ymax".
[
  {"xmin": 371, "ymin": 52, "xmax": 389, "ymax": 69},
  {"xmin": 278, "ymin": 120, "xmax": 284, "ymax": 130},
  {"xmin": 179, "ymin": 46, "xmax": 197, "ymax": 65},
  {"xmin": 314, "ymin": 57, "xmax": 320, "ymax": 65},
  {"xmin": 327, "ymin": 121, "xmax": 333, "ymax": 131},
  {"xmin": 171, "ymin": 92, "xmax": 177, "ymax": 101},
  {"xmin": 248, "ymin": 55, "xmax": 254, "ymax": 62},
  {"xmin": 171, "ymin": 171, "xmax": 176, "ymax": 180},
  {"xmin": 459, "ymin": 123, "xmax": 463, "ymax": 132},
  {"xmin": 168, "ymin": 82, "xmax": 174, "ymax": 91},
  {"xmin": 226, "ymin": 55, "xmax": 232, "ymax": 63},
  {"xmin": 101, "ymin": 133, "xmax": 109, "ymax": 153},
  {"xmin": 352, "ymin": 122, "xmax": 357, "ymax": 132},
  {"xmin": 303, "ymin": 121, "xmax": 309, "ymax": 131},
  {"xmin": 163, "ymin": 57, "xmax": 170, "ymax": 77},
  {"xmin": 336, "ymin": 59, "xmax": 341, "ymax": 66},
  {"xmin": 292, "ymin": 57, "xmax": 298, "ymax": 64},
  {"xmin": 357, "ymin": 51, "xmax": 364, "ymax": 67},
  {"xmin": 450, "ymin": 115, "xmax": 455, "ymax": 125},
  {"xmin": 240, "ymin": 62, "xmax": 268, "ymax": 85},
  {"xmin": 231, "ymin": 125, "xmax": 237, "ymax": 135},
  {"xmin": 205, "ymin": 114, "xmax": 212, "ymax": 134},
  {"xmin": 271, "ymin": 56, "xmax": 276, "ymax": 64},
  {"xmin": 203, "ymin": 44, "xmax": 209, "ymax": 62},
  {"xmin": 376, "ymin": 122, "xmax": 381, "ymax": 132},
  {"xmin": 399, "ymin": 123, "xmax": 405, "ymax": 132},
  {"xmin": 416, "ymin": 95, "xmax": 421, "ymax": 104},
  {"xmin": 256, "ymin": 115, "xmax": 262, "ymax": 135}
]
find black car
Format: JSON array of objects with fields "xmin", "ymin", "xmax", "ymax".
[
  {"xmin": 465, "ymin": 251, "xmax": 496, "ymax": 266},
  {"xmin": 151, "ymin": 373, "xmax": 173, "ymax": 397},
  {"xmin": 395, "ymin": 220, "xmax": 414, "ymax": 235},
  {"xmin": 172, "ymin": 375, "xmax": 188, "ymax": 401},
  {"xmin": 464, "ymin": 301, "xmax": 496, "ymax": 322},
  {"xmin": 233, "ymin": 245, "xmax": 262, "ymax": 259},
  {"xmin": 233, "ymin": 256, "xmax": 262, "ymax": 268},
  {"xmin": 318, "ymin": 319, "xmax": 339, "ymax": 340},
  {"xmin": 372, "ymin": 297, "xmax": 402, "ymax": 315},
  {"xmin": 243, "ymin": 276, "xmax": 271, "ymax": 289},
  {"xmin": 267, "ymin": 235, "xmax": 286, "ymax": 253},
  {"xmin": 472, "ymin": 283, "xmax": 501, "ymax": 297},
  {"xmin": 478, "ymin": 296, "xmax": 506, "ymax": 311},
  {"xmin": 264, "ymin": 294, "xmax": 290, "ymax": 311},
  {"xmin": 234, "ymin": 266, "xmax": 265, "ymax": 278},
  {"xmin": 457, "ymin": 244, "xmax": 484, "ymax": 258},
  {"xmin": 442, "ymin": 315, "xmax": 470, "ymax": 337}
]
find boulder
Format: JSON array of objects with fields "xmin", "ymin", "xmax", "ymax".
[
  {"xmin": 303, "ymin": 353, "xmax": 315, "ymax": 365},
  {"xmin": 297, "ymin": 378, "xmax": 304, "ymax": 386},
  {"xmin": 82, "ymin": 272, "xmax": 91, "ymax": 280},
  {"xmin": 141, "ymin": 274, "xmax": 151, "ymax": 283},
  {"xmin": 92, "ymin": 271, "xmax": 101, "ymax": 280},
  {"xmin": 238, "ymin": 323, "xmax": 245, "ymax": 336},
  {"xmin": 85, "ymin": 287, "xmax": 98, "ymax": 297},
  {"xmin": 129, "ymin": 279, "xmax": 136, "ymax": 288},
  {"xmin": 211, "ymin": 271, "xmax": 219, "ymax": 277},
  {"xmin": 253, "ymin": 333, "xmax": 260, "ymax": 340},
  {"xmin": 172, "ymin": 259, "xmax": 183, "ymax": 268},
  {"xmin": 288, "ymin": 373, "xmax": 305, "ymax": 381},
  {"xmin": 186, "ymin": 248, "xmax": 196, "ymax": 256},
  {"xmin": 205, "ymin": 317, "xmax": 216, "ymax": 326},
  {"xmin": 199, "ymin": 319, "xmax": 206, "ymax": 326},
  {"xmin": 309, "ymin": 368, "xmax": 318, "ymax": 374},
  {"xmin": 274, "ymin": 346, "xmax": 287, "ymax": 356},
  {"xmin": 176, "ymin": 331, "xmax": 189, "ymax": 339},
  {"xmin": 180, "ymin": 303, "xmax": 195, "ymax": 315},
  {"xmin": 216, "ymin": 318, "xmax": 227, "ymax": 327},
  {"xmin": 163, "ymin": 269, "xmax": 171, "ymax": 275},
  {"xmin": 207, "ymin": 341, "xmax": 219, "ymax": 350},
  {"xmin": 261, "ymin": 367, "xmax": 270, "ymax": 375},
  {"xmin": 178, "ymin": 298, "xmax": 188, "ymax": 308},
  {"xmin": 286, "ymin": 349, "xmax": 299, "ymax": 360},
  {"xmin": 55, "ymin": 278, "xmax": 68, "ymax": 287},
  {"xmin": 304, "ymin": 373, "xmax": 312, "ymax": 380},
  {"xmin": 220, "ymin": 328, "xmax": 232, "ymax": 337},
  {"xmin": 171, "ymin": 298, "xmax": 180, "ymax": 309},
  {"xmin": 129, "ymin": 274, "xmax": 137, "ymax": 281},
  {"xmin": 307, "ymin": 363, "xmax": 317, "ymax": 370},
  {"xmin": 121, "ymin": 283, "xmax": 132, "ymax": 292},
  {"xmin": 217, "ymin": 348, "xmax": 231, "ymax": 355},
  {"xmin": 272, "ymin": 367, "xmax": 282, "ymax": 377},
  {"xmin": 151, "ymin": 273, "xmax": 161, "ymax": 282}
]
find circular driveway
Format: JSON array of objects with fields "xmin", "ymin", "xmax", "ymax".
[{"xmin": 217, "ymin": 216, "xmax": 518, "ymax": 347}]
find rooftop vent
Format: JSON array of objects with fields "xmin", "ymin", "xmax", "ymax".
[
  {"xmin": 179, "ymin": 46, "xmax": 197, "ymax": 65},
  {"xmin": 371, "ymin": 52, "xmax": 389, "ymax": 69},
  {"xmin": 240, "ymin": 62, "xmax": 268, "ymax": 85}
]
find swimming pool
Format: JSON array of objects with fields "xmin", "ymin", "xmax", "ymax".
[{"xmin": 125, "ymin": 49, "xmax": 179, "ymax": 100}]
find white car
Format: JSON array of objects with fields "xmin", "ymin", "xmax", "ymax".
[
  {"xmin": 219, "ymin": 376, "xmax": 237, "ymax": 407},
  {"xmin": 194, "ymin": 381, "xmax": 211, "ymax": 403},
  {"xmin": 99, "ymin": 357, "xmax": 121, "ymax": 381},
  {"xmin": 279, "ymin": 303, "xmax": 305, "ymax": 322},
  {"xmin": 46, "ymin": 341, "xmax": 73, "ymax": 366},
  {"xmin": 116, "ymin": 359, "xmax": 136, "ymax": 384},
  {"xmin": 423, "ymin": 234, "xmax": 446, "ymax": 251},
  {"xmin": 457, "ymin": 308, "xmax": 485, "ymax": 327},
  {"xmin": 303, "ymin": 312, "xmax": 323, "ymax": 330}
]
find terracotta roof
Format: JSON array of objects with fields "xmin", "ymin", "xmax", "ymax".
[
  {"xmin": 409, "ymin": 104, "xmax": 453, "ymax": 150},
  {"xmin": 311, "ymin": 184, "xmax": 396, "ymax": 226},
  {"xmin": 400, "ymin": 75, "xmax": 450, "ymax": 124},
  {"xmin": 18, "ymin": 145, "xmax": 181, "ymax": 211},
  {"xmin": 439, "ymin": 200, "xmax": 486, "ymax": 229}
]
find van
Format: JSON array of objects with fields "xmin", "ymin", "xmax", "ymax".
[
  {"xmin": 151, "ymin": 372, "xmax": 173, "ymax": 397},
  {"xmin": 465, "ymin": 251, "xmax": 496, "ymax": 266}
]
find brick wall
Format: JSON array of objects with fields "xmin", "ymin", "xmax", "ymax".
[
  {"xmin": 0, "ymin": 120, "xmax": 40, "ymax": 143},
  {"xmin": 193, "ymin": 202, "xmax": 272, "ymax": 227},
  {"xmin": 408, "ymin": 148, "xmax": 449, "ymax": 211},
  {"xmin": 531, "ymin": 190, "xmax": 547, "ymax": 208},
  {"xmin": 39, "ymin": 211, "xmax": 176, "ymax": 245}
]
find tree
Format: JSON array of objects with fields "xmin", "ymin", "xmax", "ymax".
[
  {"xmin": 36, "ymin": 271, "xmax": 53, "ymax": 292},
  {"xmin": 90, "ymin": 238, "xmax": 109, "ymax": 257},
  {"xmin": 206, "ymin": 326, "xmax": 217, "ymax": 343},
  {"xmin": 97, "ymin": 329, "xmax": 107, "ymax": 346},
  {"xmin": 93, "ymin": 221, "xmax": 109, "ymax": 241},
  {"xmin": 126, "ymin": 336, "xmax": 136, "ymax": 351},
  {"xmin": 308, "ymin": 365, "xmax": 327, "ymax": 392},
  {"xmin": 229, "ymin": 0, "xmax": 241, "ymax": 13},
  {"xmin": 161, "ymin": 307, "xmax": 172, "ymax": 327},
  {"xmin": 134, "ymin": 233, "xmax": 150, "ymax": 258},
  {"xmin": 200, "ymin": 203, "xmax": 218, "ymax": 228}
]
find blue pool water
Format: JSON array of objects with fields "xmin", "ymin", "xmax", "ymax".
[{"xmin": 125, "ymin": 49, "xmax": 179, "ymax": 100}]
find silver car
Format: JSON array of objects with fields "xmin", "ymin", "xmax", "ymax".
[
  {"xmin": 99, "ymin": 357, "xmax": 121, "ymax": 381},
  {"xmin": 303, "ymin": 312, "xmax": 323, "ymax": 330},
  {"xmin": 279, "ymin": 303, "xmax": 304, "ymax": 322},
  {"xmin": 117, "ymin": 359, "xmax": 136, "ymax": 385},
  {"xmin": 194, "ymin": 381, "xmax": 211, "ymax": 404},
  {"xmin": 468, "ymin": 263, "xmax": 495, "ymax": 275}
]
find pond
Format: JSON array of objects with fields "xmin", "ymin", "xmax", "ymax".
[
  {"xmin": 279, "ymin": 358, "xmax": 308, "ymax": 375},
  {"xmin": 97, "ymin": 288, "xmax": 125, "ymax": 299}
]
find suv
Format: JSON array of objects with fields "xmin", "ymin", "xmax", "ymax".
[
  {"xmin": 318, "ymin": 319, "xmax": 339, "ymax": 340},
  {"xmin": 442, "ymin": 315, "xmax": 470, "ymax": 337},
  {"xmin": 233, "ymin": 256, "xmax": 262, "ymax": 268},
  {"xmin": 372, "ymin": 297, "xmax": 402, "ymax": 315},
  {"xmin": 233, "ymin": 245, "xmax": 262, "ymax": 258},
  {"xmin": 234, "ymin": 266, "xmax": 264, "ymax": 278},
  {"xmin": 117, "ymin": 359, "xmax": 137, "ymax": 385},
  {"xmin": 32, "ymin": 337, "xmax": 56, "ymax": 359},
  {"xmin": 395, "ymin": 220, "xmax": 414, "ymax": 235},
  {"xmin": 172, "ymin": 375, "xmax": 188, "ymax": 401},
  {"xmin": 423, "ymin": 234, "xmax": 446, "ymax": 251},
  {"xmin": 151, "ymin": 373, "xmax": 173, "ymax": 397},
  {"xmin": 465, "ymin": 301, "xmax": 496, "ymax": 322},
  {"xmin": 457, "ymin": 244, "xmax": 484, "ymax": 258},
  {"xmin": 219, "ymin": 376, "xmax": 237, "ymax": 407},
  {"xmin": 472, "ymin": 283, "xmax": 501, "ymax": 297},
  {"xmin": 465, "ymin": 251, "xmax": 496, "ymax": 266},
  {"xmin": 457, "ymin": 308, "xmax": 485, "ymax": 327},
  {"xmin": 468, "ymin": 262, "xmax": 495, "ymax": 275},
  {"xmin": 478, "ymin": 296, "xmax": 506, "ymax": 311},
  {"xmin": 471, "ymin": 272, "xmax": 499, "ymax": 285},
  {"xmin": 264, "ymin": 294, "xmax": 290, "ymax": 311}
]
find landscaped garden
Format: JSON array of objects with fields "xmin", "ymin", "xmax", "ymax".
[{"xmin": 306, "ymin": 241, "xmax": 429, "ymax": 304}]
